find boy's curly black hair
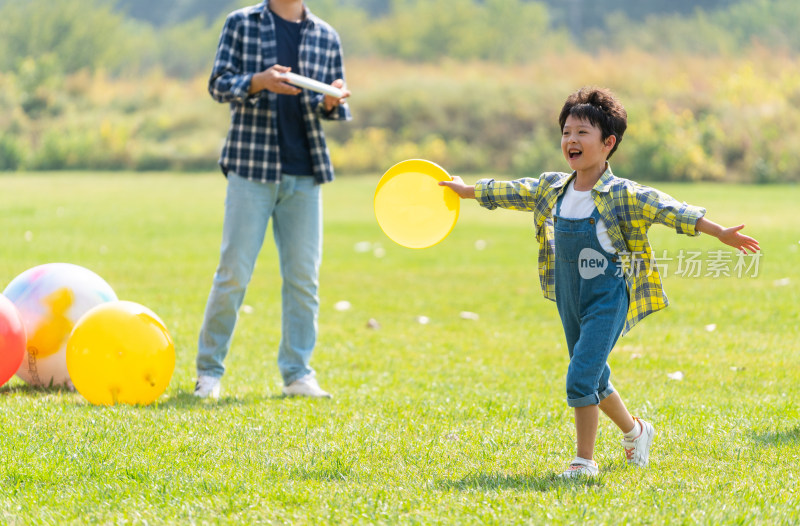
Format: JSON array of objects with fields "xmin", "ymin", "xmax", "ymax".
[{"xmin": 559, "ymin": 87, "xmax": 628, "ymax": 159}]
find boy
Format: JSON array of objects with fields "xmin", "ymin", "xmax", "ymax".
[{"xmin": 440, "ymin": 87, "xmax": 759, "ymax": 477}]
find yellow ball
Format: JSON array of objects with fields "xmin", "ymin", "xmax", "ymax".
[{"xmin": 66, "ymin": 301, "xmax": 175, "ymax": 405}]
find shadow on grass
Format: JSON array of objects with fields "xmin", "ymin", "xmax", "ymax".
[
  {"xmin": 151, "ymin": 391, "xmax": 252, "ymax": 409},
  {"xmin": 0, "ymin": 383, "xmax": 75, "ymax": 396},
  {"xmin": 150, "ymin": 390, "xmax": 332, "ymax": 409},
  {"xmin": 0, "ymin": 382, "xmax": 329, "ymax": 409},
  {"xmin": 0, "ymin": 382, "xmax": 252, "ymax": 408},
  {"xmin": 288, "ymin": 464, "xmax": 355, "ymax": 483},
  {"xmin": 751, "ymin": 426, "xmax": 800, "ymax": 447},
  {"xmin": 436, "ymin": 471, "xmax": 603, "ymax": 493}
]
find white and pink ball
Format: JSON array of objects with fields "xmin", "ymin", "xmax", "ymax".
[{"xmin": 3, "ymin": 263, "xmax": 117, "ymax": 388}]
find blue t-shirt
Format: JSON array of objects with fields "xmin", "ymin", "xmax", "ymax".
[{"xmin": 272, "ymin": 11, "xmax": 314, "ymax": 176}]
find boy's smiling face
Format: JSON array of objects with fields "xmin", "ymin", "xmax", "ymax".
[{"xmin": 561, "ymin": 115, "xmax": 615, "ymax": 174}]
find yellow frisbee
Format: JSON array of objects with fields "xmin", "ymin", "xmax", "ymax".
[{"xmin": 374, "ymin": 159, "xmax": 460, "ymax": 249}]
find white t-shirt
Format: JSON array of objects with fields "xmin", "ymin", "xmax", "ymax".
[{"xmin": 558, "ymin": 180, "xmax": 616, "ymax": 253}]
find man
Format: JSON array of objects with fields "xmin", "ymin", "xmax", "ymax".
[{"xmin": 194, "ymin": 0, "xmax": 351, "ymax": 399}]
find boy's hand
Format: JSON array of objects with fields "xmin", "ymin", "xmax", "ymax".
[
  {"xmin": 697, "ymin": 218, "xmax": 760, "ymax": 253},
  {"xmin": 717, "ymin": 224, "xmax": 760, "ymax": 254},
  {"xmin": 438, "ymin": 176, "xmax": 476, "ymax": 199}
]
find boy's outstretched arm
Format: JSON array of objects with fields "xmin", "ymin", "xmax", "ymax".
[
  {"xmin": 696, "ymin": 217, "xmax": 760, "ymax": 253},
  {"xmin": 439, "ymin": 176, "xmax": 475, "ymax": 199}
]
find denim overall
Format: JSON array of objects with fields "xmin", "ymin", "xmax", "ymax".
[{"xmin": 554, "ymin": 192, "xmax": 629, "ymax": 408}]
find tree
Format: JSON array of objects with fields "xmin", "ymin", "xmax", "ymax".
[
  {"xmin": 368, "ymin": 0, "xmax": 565, "ymax": 62},
  {"xmin": 113, "ymin": 0, "xmax": 238, "ymax": 26},
  {"xmin": 0, "ymin": 0, "xmax": 131, "ymax": 74}
]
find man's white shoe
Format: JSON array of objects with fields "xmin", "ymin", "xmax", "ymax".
[
  {"xmin": 622, "ymin": 417, "xmax": 655, "ymax": 466},
  {"xmin": 282, "ymin": 374, "xmax": 332, "ymax": 398},
  {"xmin": 559, "ymin": 457, "xmax": 599, "ymax": 479},
  {"xmin": 194, "ymin": 375, "xmax": 221, "ymax": 399}
]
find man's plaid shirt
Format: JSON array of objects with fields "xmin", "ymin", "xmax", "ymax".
[
  {"xmin": 475, "ymin": 166, "xmax": 707, "ymax": 335},
  {"xmin": 209, "ymin": 1, "xmax": 352, "ymax": 183}
]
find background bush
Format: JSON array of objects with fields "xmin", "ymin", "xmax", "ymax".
[{"xmin": 1, "ymin": 0, "xmax": 799, "ymax": 182}]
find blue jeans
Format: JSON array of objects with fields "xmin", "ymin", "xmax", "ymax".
[
  {"xmin": 197, "ymin": 172, "xmax": 322, "ymax": 385},
  {"xmin": 554, "ymin": 204, "xmax": 629, "ymax": 408}
]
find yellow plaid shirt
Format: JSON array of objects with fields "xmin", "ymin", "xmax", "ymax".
[{"xmin": 475, "ymin": 166, "xmax": 706, "ymax": 335}]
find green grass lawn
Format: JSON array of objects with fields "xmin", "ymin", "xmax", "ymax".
[{"xmin": 0, "ymin": 173, "xmax": 798, "ymax": 524}]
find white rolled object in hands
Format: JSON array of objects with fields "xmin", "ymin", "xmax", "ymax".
[{"xmin": 280, "ymin": 72, "xmax": 345, "ymax": 98}]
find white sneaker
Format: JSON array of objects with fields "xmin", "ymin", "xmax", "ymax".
[
  {"xmin": 622, "ymin": 417, "xmax": 655, "ymax": 466},
  {"xmin": 282, "ymin": 374, "xmax": 332, "ymax": 398},
  {"xmin": 193, "ymin": 375, "xmax": 221, "ymax": 399},
  {"xmin": 559, "ymin": 457, "xmax": 599, "ymax": 479}
]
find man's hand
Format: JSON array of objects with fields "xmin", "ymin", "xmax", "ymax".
[
  {"xmin": 249, "ymin": 65, "xmax": 301, "ymax": 95},
  {"xmin": 324, "ymin": 79, "xmax": 350, "ymax": 112}
]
